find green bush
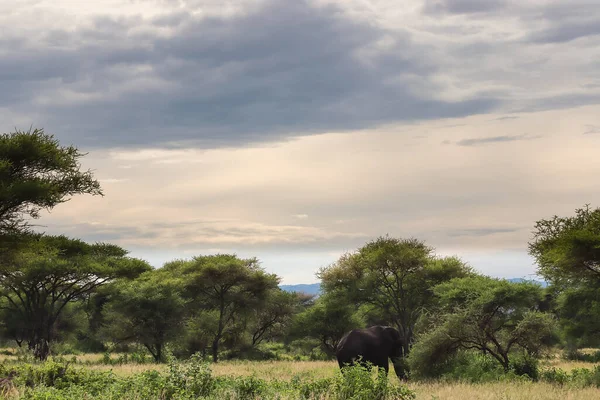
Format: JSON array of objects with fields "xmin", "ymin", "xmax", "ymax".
[
  {"xmin": 4, "ymin": 358, "xmax": 417, "ymax": 400},
  {"xmin": 165, "ymin": 353, "xmax": 216, "ymax": 398},
  {"xmin": 335, "ymin": 362, "xmax": 416, "ymax": 400},
  {"xmin": 541, "ymin": 367, "xmax": 572, "ymax": 386},
  {"xmin": 510, "ymin": 353, "xmax": 540, "ymax": 380},
  {"xmin": 293, "ymin": 376, "xmax": 333, "ymax": 399},
  {"xmin": 435, "ymin": 352, "xmax": 506, "ymax": 383},
  {"xmin": 539, "ymin": 366, "xmax": 600, "ymax": 388},
  {"xmin": 232, "ymin": 376, "xmax": 268, "ymax": 398},
  {"xmin": 563, "ymin": 348, "xmax": 600, "ymax": 363}
]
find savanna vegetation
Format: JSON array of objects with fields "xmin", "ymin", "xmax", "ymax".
[{"xmin": 1, "ymin": 128, "xmax": 600, "ymax": 399}]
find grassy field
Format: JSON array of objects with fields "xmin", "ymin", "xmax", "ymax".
[{"xmin": 2, "ymin": 350, "xmax": 600, "ymax": 399}]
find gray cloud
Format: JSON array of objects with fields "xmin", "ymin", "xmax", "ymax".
[
  {"xmin": 529, "ymin": 19, "xmax": 600, "ymax": 44},
  {"xmin": 454, "ymin": 134, "xmax": 536, "ymax": 147},
  {"xmin": 0, "ymin": 0, "xmax": 496, "ymax": 149},
  {"xmin": 422, "ymin": 0, "xmax": 507, "ymax": 15}
]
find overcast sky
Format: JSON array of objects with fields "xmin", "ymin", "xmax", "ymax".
[{"xmin": 3, "ymin": 0, "xmax": 600, "ymax": 283}]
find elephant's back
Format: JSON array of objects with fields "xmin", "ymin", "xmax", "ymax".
[{"xmin": 336, "ymin": 328, "xmax": 378, "ymax": 357}]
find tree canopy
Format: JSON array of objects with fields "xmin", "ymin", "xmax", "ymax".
[
  {"xmin": 102, "ymin": 270, "xmax": 186, "ymax": 362},
  {"xmin": 0, "ymin": 128, "xmax": 102, "ymax": 234},
  {"xmin": 290, "ymin": 291, "xmax": 363, "ymax": 356},
  {"xmin": 164, "ymin": 254, "xmax": 280, "ymax": 362},
  {"xmin": 409, "ymin": 276, "xmax": 557, "ymax": 376},
  {"xmin": 529, "ymin": 204, "xmax": 600, "ymax": 286},
  {"xmin": 319, "ymin": 236, "xmax": 473, "ymax": 355},
  {"xmin": 0, "ymin": 235, "xmax": 151, "ymax": 359}
]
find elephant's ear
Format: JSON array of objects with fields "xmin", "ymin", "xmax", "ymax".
[{"xmin": 383, "ymin": 326, "xmax": 402, "ymax": 342}]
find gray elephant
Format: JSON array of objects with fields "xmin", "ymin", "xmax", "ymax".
[{"xmin": 335, "ymin": 325, "xmax": 407, "ymax": 379}]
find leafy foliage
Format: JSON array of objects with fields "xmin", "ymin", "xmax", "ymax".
[
  {"xmin": 0, "ymin": 128, "xmax": 102, "ymax": 234},
  {"xmin": 529, "ymin": 204, "xmax": 600, "ymax": 285},
  {"xmin": 409, "ymin": 276, "xmax": 557, "ymax": 376},
  {"xmin": 102, "ymin": 271, "xmax": 186, "ymax": 362},
  {"xmin": 0, "ymin": 235, "xmax": 150, "ymax": 360},
  {"xmin": 319, "ymin": 236, "xmax": 472, "ymax": 355},
  {"xmin": 291, "ymin": 291, "xmax": 363, "ymax": 356},
  {"xmin": 164, "ymin": 254, "xmax": 280, "ymax": 362},
  {"xmin": 1, "ymin": 358, "xmax": 417, "ymax": 399}
]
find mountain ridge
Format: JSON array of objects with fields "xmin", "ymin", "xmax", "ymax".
[{"xmin": 280, "ymin": 277, "xmax": 548, "ymax": 296}]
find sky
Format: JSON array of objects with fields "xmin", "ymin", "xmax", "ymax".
[{"xmin": 2, "ymin": 0, "xmax": 600, "ymax": 283}]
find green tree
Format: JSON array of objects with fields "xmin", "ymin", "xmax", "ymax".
[
  {"xmin": 290, "ymin": 292, "xmax": 363, "ymax": 356},
  {"xmin": 165, "ymin": 254, "xmax": 279, "ymax": 362},
  {"xmin": 410, "ymin": 276, "xmax": 557, "ymax": 376},
  {"xmin": 246, "ymin": 289, "xmax": 301, "ymax": 347},
  {"xmin": 555, "ymin": 286, "xmax": 600, "ymax": 348},
  {"xmin": 0, "ymin": 235, "xmax": 150, "ymax": 360},
  {"xmin": 529, "ymin": 204, "xmax": 600, "ymax": 285},
  {"xmin": 529, "ymin": 205, "xmax": 600, "ymax": 348},
  {"xmin": 0, "ymin": 128, "xmax": 102, "ymax": 234},
  {"xmin": 181, "ymin": 310, "xmax": 220, "ymax": 359},
  {"xmin": 102, "ymin": 270, "xmax": 186, "ymax": 362},
  {"xmin": 319, "ymin": 236, "xmax": 472, "ymax": 355}
]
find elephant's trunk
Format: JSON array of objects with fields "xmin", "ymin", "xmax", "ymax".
[{"xmin": 391, "ymin": 357, "xmax": 409, "ymax": 380}]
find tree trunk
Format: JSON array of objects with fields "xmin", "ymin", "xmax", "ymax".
[
  {"xmin": 33, "ymin": 338, "xmax": 50, "ymax": 361},
  {"xmin": 501, "ymin": 353, "xmax": 510, "ymax": 372},
  {"xmin": 212, "ymin": 337, "xmax": 219, "ymax": 363},
  {"xmin": 155, "ymin": 343, "xmax": 162, "ymax": 363},
  {"xmin": 213, "ymin": 297, "xmax": 226, "ymax": 363}
]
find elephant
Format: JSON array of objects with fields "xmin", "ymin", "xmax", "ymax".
[{"xmin": 335, "ymin": 325, "xmax": 407, "ymax": 379}]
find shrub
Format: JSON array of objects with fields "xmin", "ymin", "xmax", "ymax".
[
  {"xmin": 334, "ymin": 363, "xmax": 416, "ymax": 400},
  {"xmin": 165, "ymin": 353, "xmax": 216, "ymax": 398},
  {"xmin": 541, "ymin": 368, "xmax": 571, "ymax": 386},
  {"xmin": 511, "ymin": 352, "xmax": 540, "ymax": 380},
  {"xmin": 439, "ymin": 352, "xmax": 506, "ymax": 383},
  {"xmin": 293, "ymin": 376, "xmax": 333, "ymax": 399},
  {"xmin": 563, "ymin": 348, "xmax": 600, "ymax": 363},
  {"xmin": 232, "ymin": 376, "xmax": 268, "ymax": 398}
]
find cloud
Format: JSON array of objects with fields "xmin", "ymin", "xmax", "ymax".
[
  {"xmin": 0, "ymin": 0, "xmax": 496, "ymax": 149},
  {"xmin": 529, "ymin": 20, "xmax": 600, "ymax": 44},
  {"xmin": 422, "ymin": 0, "xmax": 507, "ymax": 15},
  {"xmin": 453, "ymin": 134, "xmax": 537, "ymax": 146},
  {"xmin": 584, "ymin": 125, "xmax": 600, "ymax": 135},
  {"xmin": 446, "ymin": 227, "xmax": 521, "ymax": 237},
  {"xmin": 40, "ymin": 218, "xmax": 368, "ymax": 251},
  {"xmin": 2, "ymin": 0, "xmax": 600, "ymax": 150}
]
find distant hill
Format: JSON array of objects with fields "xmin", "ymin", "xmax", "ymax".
[
  {"xmin": 280, "ymin": 283, "xmax": 321, "ymax": 296},
  {"xmin": 506, "ymin": 278, "xmax": 548, "ymax": 287},
  {"xmin": 280, "ymin": 278, "xmax": 548, "ymax": 296}
]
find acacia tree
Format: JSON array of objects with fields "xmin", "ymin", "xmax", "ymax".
[
  {"xmin": 529, "ymin": 205, "xmax": 600, "ymax": 346},
  {"xmin": 319, "ymin": 236, "xmax": 472, "ymax": 355},
  {"xmin": 410, "ymin": 276, "xmax": 557, "ymax": 376},
  {"xmin": 102, "ymin": 270, "xmax": 186, "ymax": 362},
  {"xmin": 529, "ymin": 204, "xmax": 600, "ymax": 285},
  {"xmin": 165, "ymin": 255, "xmax": 279, "ymax": 362},
  {"xmin": 0, "ymin": 235, "xmax": 151, "ymax": 360},
  {"xmin": 290, "ymin": 291, "xmax": 363, "ymax": 356},
  {"xmin": 0, "ymin": 128, "xmax": 102, "ymax": 234},
  {"xmin": 246, "ymin": 289, "xmax": 301, "ymax": 347}
]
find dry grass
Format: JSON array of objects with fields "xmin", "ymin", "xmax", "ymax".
[
  {"xmin": 540, "ymin": 351, "xmax": 600, "ymax": 371},
  {"xmin": 211, "ymin": 360, "xmax": 337, "ymax": 380},
  {"xmin": 410, "ymin": 381, "xmax": 600, "ymax": 400},
  {"xmin": 84, "ymin": 363, "xmax": 166, "ymax": 376}
]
